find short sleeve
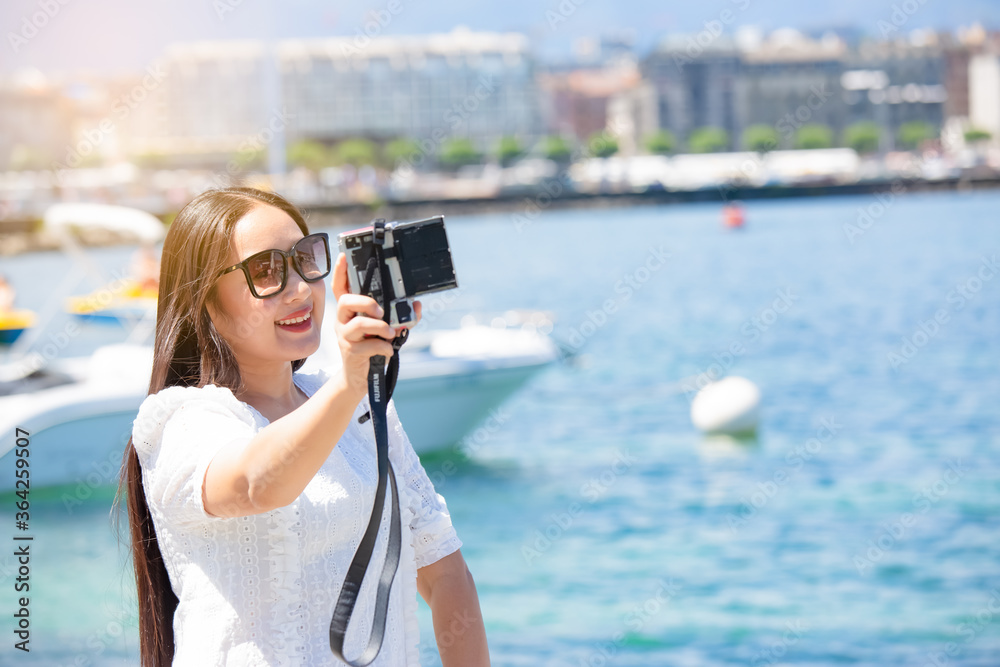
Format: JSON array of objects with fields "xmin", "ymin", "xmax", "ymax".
[
  {"xmin": 386, "ymin": 399, "xmax": 463, "ymax": 569},
  {"xmin": 132, "ymin": 387, "xmax": 257, "ymax": 527}
]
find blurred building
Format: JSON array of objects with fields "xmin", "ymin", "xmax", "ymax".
[
  {"xmin": 115, "ymin": 28, "xmax": 542, "ymax": 167},
  {"xmin": 607, "ymin": 81, "xmax": 658, "ymax": 156},
  {"xmin": 534, "ymin": 32, "xmax": 658, "ymax": 156},
  {"xmin": 538, "ymin": 62, "xmax": 642, "ymax": 142},
  {"xmin": 735, "ymin": 30, "xmax": 846, "ymax": 148},
  {"xmin": 844, "ymin": 39, "xmax": 948, "ymax": 151},
  {"xmin": 123, "ymin": 41, "xmax": 272, "ymax": 168},
  {"xmin": 640, "ymin": 39, "xmax": 741, "ymax": 151},
  {"xmin": 639, "ymin": 29, "xmax": 950, "ymax": 153},
  {"xmin": 0, "ymin": 71, "xmax": 73, "ymax": 171},
  {"xmin": 943, "ymin": 41, "xmax": 973, "ymax": 120},
  {"xmin": 278, "ymin": 27, "xmax": 542, "ymax": 150},
  {"xmin": 969, "ymin": 52, "xmax": 1000, "ymax": 141}
]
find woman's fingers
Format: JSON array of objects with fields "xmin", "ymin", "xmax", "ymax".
[
  {"xmin": 340, "ymin": 315, "xmax": 395, "ymax": 342},
  {"xmin": 332, "ymin": 252, "xmax": 349, "ymax": 300},
  {"xmin": 336, "ymin": 294, "xmax": 384, "ymax": 324},
  {"xmin": 334, "ymin": 253, "xmax": 425, "ymax": 335},
  {"xmin": 346, "ymin": 336, "xmax": 395, "ymax": 360},
  {"xmin": 333, "ymin": 255, "xmax": 386, "ymax": 326}
]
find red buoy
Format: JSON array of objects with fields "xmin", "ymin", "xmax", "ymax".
[{"xmin": 723, "ymin": 203, "xmax": 745, "ymax": 229}]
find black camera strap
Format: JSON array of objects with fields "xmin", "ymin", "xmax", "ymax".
[{"xmin": 329, "ymin": 221, "xmax": 408, "ymax": 666}]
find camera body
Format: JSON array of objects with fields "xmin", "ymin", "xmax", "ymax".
[{"xmin": 338, "ymin": 216, "xmax": 458, "ymax": 328}]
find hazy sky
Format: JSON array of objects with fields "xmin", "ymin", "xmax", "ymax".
[{"xmin": 3, "ymin": 0, "xmax": 998, "ymax": 76}]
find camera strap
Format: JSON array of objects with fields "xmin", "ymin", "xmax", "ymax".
[{"xmin": 329, "ymin": 221, "xmax": 407, "ymax": 666}]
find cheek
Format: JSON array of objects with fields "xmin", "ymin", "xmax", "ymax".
[
  {"xmin": 214, "ymin": 291, "xmax": 276, "ymax": 344},
  {"xmin": 312, "ymin": 282, "xmax": 326, "ymax": 329}
]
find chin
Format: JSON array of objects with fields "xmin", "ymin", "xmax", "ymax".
[{"xmin": 290, "ymin": 334, "xmax": 322, "ymax": 359}]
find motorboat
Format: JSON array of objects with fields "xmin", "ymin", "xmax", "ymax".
[
  {"xmin": 0, "ymin": 316, "xmax": 559, "ymax": 492},
  {"xmin": 0, "ymin": 202, "xmax": 166, "ymax": 492},
  {"xmin": 302, "ymin": 313, "xmax": 560, "ymax": 451}
]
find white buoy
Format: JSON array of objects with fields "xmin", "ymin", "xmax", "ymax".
[{"xmin": 691, "ymin": 376, "xmax": 761, "ymax": 435}]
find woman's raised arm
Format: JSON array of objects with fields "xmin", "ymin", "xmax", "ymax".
[{"xmin": 201, "ymin": 253, "xmax": 417, "ymax": 517}]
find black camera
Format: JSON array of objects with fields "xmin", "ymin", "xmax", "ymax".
[{"xmin": 338, "ymin": 216, "xmax": 458, "ymax": 328}]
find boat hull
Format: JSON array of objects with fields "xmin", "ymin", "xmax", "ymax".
[
  {"xmin": 0, "ymin": 331, "xmax": 557, "ymax": 491},
  {"xmin": 393, "ymin": 362, "xmax": 547, "ymax": 451}
]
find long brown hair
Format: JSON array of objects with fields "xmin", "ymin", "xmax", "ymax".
[{"xmin": 114, "ymin": 187, "xmax": 311, "ymax": 666}]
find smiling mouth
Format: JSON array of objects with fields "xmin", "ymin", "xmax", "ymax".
[{"xmin": 276, "ymin": 311, "xmax": 312, "ymax": 326}]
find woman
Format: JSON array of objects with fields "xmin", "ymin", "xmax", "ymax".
[
  {"xmin": 0, "ymin": 274, "xmax": 15, "ymax": 312},
  {"xmin": 116, "ymin": 187, "xmax": 489, "ymax": 666}
]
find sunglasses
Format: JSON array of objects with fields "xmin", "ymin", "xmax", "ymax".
[{"xmin": 218, "ymin": 232, "xmax": 331, "ymax": 299}]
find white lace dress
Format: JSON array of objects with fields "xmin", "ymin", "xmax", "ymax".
[{"xmin": 131, "ymin": 369, "xmax": 463, "ymax": 666}]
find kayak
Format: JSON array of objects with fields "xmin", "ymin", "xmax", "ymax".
[
  {"xmin": 66, "ymin": 280, "xmax": 157, "ymax": 324},
  {"xmin": 0, "ymin": 310, "xmax": 35, "ymax": 344}
]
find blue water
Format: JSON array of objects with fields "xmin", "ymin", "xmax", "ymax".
[{"xmin": 1, "ymin": 190, "xmax": 999, "ymax": 665}]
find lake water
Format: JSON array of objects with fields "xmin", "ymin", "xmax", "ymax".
[{"xmin": 1, "ymin": 190, "xmax": 998, "ymax": 665}]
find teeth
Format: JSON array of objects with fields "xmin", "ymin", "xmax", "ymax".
[{"xmin": 277, "ymin": 312, "xmax": 311, "ymax": 326}]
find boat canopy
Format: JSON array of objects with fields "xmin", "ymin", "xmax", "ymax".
[{"xmin": 43, "ymin": 203, "xmax": 165, "ymax": 243}]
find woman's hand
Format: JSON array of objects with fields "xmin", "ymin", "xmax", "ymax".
[{"xmin": 332, "ymin": 252, "xmax": 421, "ymax": 400}]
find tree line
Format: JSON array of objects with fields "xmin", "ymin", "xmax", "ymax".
[{"xmin": 283, "ymin": 123, "xmax": 993, "ymax": 172}]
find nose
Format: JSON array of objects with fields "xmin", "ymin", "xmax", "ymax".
[{"xmin": 283, "ymin": 262, "xmax": 312, "ymax": 300}]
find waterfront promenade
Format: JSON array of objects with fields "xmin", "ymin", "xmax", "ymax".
[{"xmin": 3, "ymin": 173, "xmax": 1000, "ymax": 255}]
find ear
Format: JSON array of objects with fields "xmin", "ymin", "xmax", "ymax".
[
  {"xmin": 204, "ymin": 294, "xmax": 232, "ymax": 333},
  {"xmin": 205, "ymin": 298, "xmax": 220, "ymax": 324}
]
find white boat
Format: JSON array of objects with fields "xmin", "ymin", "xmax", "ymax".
[
  {"xmin": 0, "ymin": 344, "xmax": 153, "ymax": 491},
  {"xmin": 0, "ymin": 318, "xmax": 559, "ymax": 492},
  {"xmin": 303, "ymin": 320, "xmax": 560, "ymax": 452}
]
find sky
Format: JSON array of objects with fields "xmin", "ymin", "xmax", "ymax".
[{"xmin": 2, "ymin": 0, "xmax": 998, "ymax": 77}]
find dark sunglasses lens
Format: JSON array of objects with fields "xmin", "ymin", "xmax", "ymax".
[
  {"xmin": 246, "ymin": 251, "xmax": 285, "ymax": 296},
  {"xmin": 295, "ymin": 236, "xmax": 330, "ymax": 280}
]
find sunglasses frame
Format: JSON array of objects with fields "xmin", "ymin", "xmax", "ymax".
[{"xmin": 218, "ymin": 232, "xmax": 332, "ymax": 299}]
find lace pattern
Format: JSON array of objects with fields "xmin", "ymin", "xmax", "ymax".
[{"xmin": 131, "ymin": 369, "xmax": 463, "ymax": 666}]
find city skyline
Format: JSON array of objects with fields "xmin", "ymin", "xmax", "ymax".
[
  {"xmin": 2, "ymin": 22, "xmax": 997, "ymax": 175},
  {"xmin": 3, "ymin": 0, "xmax": 999, "ymax": 76}
]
